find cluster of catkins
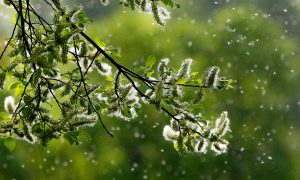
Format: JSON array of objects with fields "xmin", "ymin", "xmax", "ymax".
[
  {"xmin": 100, "ymin": 0, "xmax": 171, "ymax": 25},
  {"xmin": 1, "ymin": 0, "xmax": 232, "ymax": 152},
  {"xmin": 96, "ymin": 57, "xmax": 231, "ymax": 154},
  {"xmin": 163, "ymin": 111, "xmax": 230, "ymax": 155}
]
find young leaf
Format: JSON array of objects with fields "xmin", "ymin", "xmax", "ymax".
[
  {"xmin": 64, "ymin": 132, "xmax": 79, "ymax": 145},
  {"xmin": 4, "ymin": 138, "xmax": 16, "ymax": 151},
  {"xmin": 145, "ymin": 55, "xmax": 156, "ymax": 68},
  {"xmin": 77, "ymin": 11, "xmax": 88, "ymax": 24}
]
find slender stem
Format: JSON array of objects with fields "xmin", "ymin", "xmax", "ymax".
[
  {"xmin": 73, "ymin": 39, "xmax": 113, "ymax": 137},
  {"xmin": 0, "ymin": 0, "xmax": 212, "ymax": 141},
  {"xmin": 0, "ymin": 15, "xmax": 20, "ymax": 71}
]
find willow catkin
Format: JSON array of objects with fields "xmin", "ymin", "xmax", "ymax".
[{"xmin": 151, "ymin": 0, "xmax": 164, "ymax": 26}]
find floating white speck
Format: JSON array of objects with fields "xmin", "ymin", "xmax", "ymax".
[{"xmin": 268, "ymin": 156, "xmax": 272, "ymax": 160}]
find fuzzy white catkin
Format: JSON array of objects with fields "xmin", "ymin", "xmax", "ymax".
[
  {"xmin": 204, "ymin": 66, "xmax": 220, "ymax": 88},
  {"xmin": 162, "ymin": 125, "xmax": 179, "ymax": 141},
  {"xmin": 194, "ymin": 140, "xmax": 209, "ymax": 154},
  {"xmin": 186, "ymin": 121, "xmax": 199, "ymax": 131},
  {"xmin": 157, "ymin": 6, "xmax": 170, "ymax": 24},
  {"xmin": 211, "ymin": 111, "xmax": 230, "ymax": 138},
  {"xmin": 177, "ymin": 58, "xmax": 193, "ymax": 79},
  {"xmin": 96, "ymin": 62, "xmax": 112, "ymax": 76},
  {"xmin": 211, "ymin": 141, "xmax": 228, "ymax": 155},
  {"xmin": 100, "ymin": 0, "xmax": 110, "ymax": 6},
  {"xmin": 4, "ymin": 96, "xmax": 15, "ymax": 114},
  {"xmin": 141, "ymin": 0, "xmax": 171, "ymax": 24},
  {"xmin": 212, "ymin": 67, "xmax": 220, "ymax": 88},
  {"xmin": 157, "ymin": 58, "xmax": 169, "ymax": 75},
  {"xmin": 97, "ymin": 83, "xmax": 140, "ymax": 121}
]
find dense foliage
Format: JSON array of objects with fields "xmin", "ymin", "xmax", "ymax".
[
  {"xmin": 1, "ymin": 1, "xmax": 299, "ymax": 180},
  {"xmin": 0, "ymin": 0, "xmax": 233, "ymax": 155}
]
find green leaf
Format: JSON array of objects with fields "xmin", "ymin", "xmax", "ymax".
[
  {"xmin": 121, "ymin": 106, "xmax": 131, "ymax": 118},
  {"xmin": 78, "ymin": 23, "xmax": 85, "ymax": 28},
  {"xmin": 0, "ymin": 112, "xmax": 9, "ymax": 121},
  {"xmin": 13, "ymin": 12, "xmax": 19, "ymax": 23},
  {"xmin": 64, "ymin": 132, "xmax": 79, "ymax": 145},
  {"xmin": 160, "ymin": 0, "xmax": 174, "ymax": 7},
  {"xmin": 94, "ymin": 37, "xmax": 106, "ymax": 47},
  {"xmin": 32, "ymin": 123, "xmax": 43, "ymax": 134},
  {"xmin": 146, "ymin": 70, "xmax": 154, "ymax": 77},
  {"xmin": 105, "ymin": 76, "xmax": 114, "ymax": 82},
  {"xmin": 4, "ymin": 137, "xmax": 16, "ymax": 151},
  {"xmin": 21, "ymin": 107, "xmax": 30, "ymax": 117},
  {"xmin": 23, "ymin": 95, "xmax": 31, "ymax": 104},
  {"xmin": 173, "ymin": 142, "xmax": 179, "ymax": 151},
  {"xmin": 195, "ymin": 78, "xmax": 203, "ymax": 85},
  {"xmin": 190, "ymin": 72, "xmax": 198, "ymax": 79},
  {"xmin": 87, "ymin": 104, "xmax": 92, "ymax": 115},
  {"xmin": 77, "ymin": 11, "xmax": 88, "ymax": 24},
  {"xmin": 15, "ymin": 84, "xmax": 25, "ymax": 97},
  {"xmin": 145, "ymin": 55, "xmax": 156, "ymax": 68},
  {"xmin": 177, "ymin": 77, "xmax": 187, "ymax": 84},
  {"xmin": 9, "ymin": 82, "xmax": 20, "ymax": 90},
  {"xmin": 104, "ymin": 83, "xmax": 114, "ymax": 91}
]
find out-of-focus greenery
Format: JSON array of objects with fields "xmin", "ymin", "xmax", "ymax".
[{"xmin": 1, "ymin": 2, "xmax": 300, "ymax": 180}]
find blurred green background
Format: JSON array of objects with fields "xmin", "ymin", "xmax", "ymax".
[{"xmin": 1, "ymin": 0, "xmax": 300, "ymax": 179}]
